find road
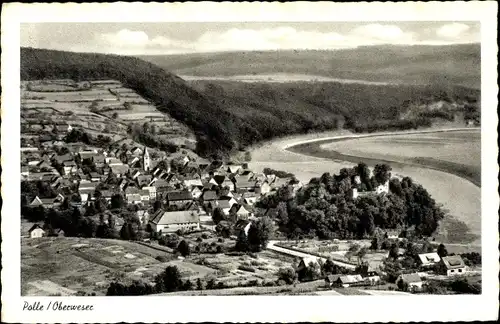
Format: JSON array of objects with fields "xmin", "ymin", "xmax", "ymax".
[{"xmin": 266, "ymin": 240, "xmax": 357, "ymax": 270}]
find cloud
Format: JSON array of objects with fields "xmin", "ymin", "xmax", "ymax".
[
  {"xmin": 80, "ymin": 24, "xmax": 475, "ymax": 55},
  {"xmin": 349, "ymin": 24, "xmax": 415, "ymax": 42},
  {"xmin": 436, "ymin": 23, "xmax": 470, "ymax": 39}
]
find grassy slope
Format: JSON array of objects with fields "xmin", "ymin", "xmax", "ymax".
[{"xmin": 139, "ymin": 44, "xmax": 480, "ymax": 89}]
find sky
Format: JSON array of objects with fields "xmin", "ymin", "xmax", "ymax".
[{"xmin": 20, "ymin": 22, "xmax": 480, "ymax": 55}]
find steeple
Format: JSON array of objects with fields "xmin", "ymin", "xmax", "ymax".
[{"xmin": 143, "ymin": 146, "xmax": 150, "ymax": 172}]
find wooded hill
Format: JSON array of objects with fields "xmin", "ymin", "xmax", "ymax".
[
  {"xmin": 21, "ymin": 47, "xmax": 480, "ymax": 159},
  {"xmin": 140, "ymin": 44, "xmax": 481, "ymax": 89}
]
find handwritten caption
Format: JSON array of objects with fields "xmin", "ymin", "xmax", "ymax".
[{"xmin": 23, "ymin": 301, "xmax": 94, "ymax": 312}]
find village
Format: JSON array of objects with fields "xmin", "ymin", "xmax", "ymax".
[{"xmin": 20, "ymin": 79, "xmax": 481, "ymax": 296}]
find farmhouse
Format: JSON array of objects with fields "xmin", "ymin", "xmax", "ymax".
[
  {"xmin": 397, "ymin": 273, "xmax": 423, "ymax": 291},
  {"xmin": 149, "ymin": 209, "xmax": 200, "ymax": 233},
  {"xmin": 438, "ymin": 255, "xmax": 467, "ymax": 276}
]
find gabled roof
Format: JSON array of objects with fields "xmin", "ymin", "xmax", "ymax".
[
  {"xmin": 441, "ymin": 256, "xmax": 466, "ymax": 269},
  {"xmin": 150, "ymin": 209, "xmax": 200, "ymax": 225},
  {"xmin": 215, "ymin": 200, "xmax": 231, "ymax": 209},
  {"xmin": 399, "ymin": 273, "xmax": 422, "ymax": 283},
  {"xmin": 167, "ymin": 191, "xmax": 193, "ymax": 201},
  {"xmin": 338, "ymin": 275, "xmax": 364, "ymax": 284},
  {"xmin": 418, "ymin": 252, "xmax": 441, "ymax": 265},
  {"xmin": 28, "ymin": 224, "xmax": 44, "ymax": 233},
  {"xmin": 201, "ymin": 190, "xmax": 218, "ymax": 201}
]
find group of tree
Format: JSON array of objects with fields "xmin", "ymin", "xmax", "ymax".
[
  {"xmin": 64, "ymin": 128, "xmax": 112, "ymax": 148},
  {"xmin": 257, "ymin": 163, "xmax": 445, "ymax": 241},
  {"xmin": 106, "ymin": 265, "xmax": 222, "ymax": 296}
]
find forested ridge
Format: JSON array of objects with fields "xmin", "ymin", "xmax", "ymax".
[{"xmin": 21, "ymin": 47, "xmax": 480, "ymax": 159}]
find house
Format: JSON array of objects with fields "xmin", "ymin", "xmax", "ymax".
[
  {"xmin": 256, "ymin": 181, "xmax": 272, "ymax": 195},
  {"xmin": 110, "ymin": 164, "xmax": 129, "ymax": 177},
  {"xmin": 29, "ymin": 194, "xmax": 65, "ymax": 208},
  {"xmin": 92, "ymin": 155, "xmax": 106, "ymax": 168},
  {"xmin": 363, "ymin": 270, "xmax": 381, "ymax": 285},
  {"xmin": 242, "ymin": 194, "xmax": 258, "ymax": 206},
  {"xmin": 141, "ymin": 186, "xmax": 157, "ymax": 199},
  {"xmin": 62, "ymin": 160, "xmax": 78, "ymax": 175},
  {"xmin": 28, "ymin": 224, "xmax": 45, "ymax": 238},
  {"xmin": 166, "ymin": 191, "xmax": 193, "ymax": 207},
  {"xmin": 211, "ymin": 200, "xmax": 232, "ymax": 215},
  {"xmin": 397, "ymin": 273, "xmax": 423, "ymax": 291},
  {"xmin": 89, "ymin": 172, "xmax": 103, "ymax": 182},
  {"xmin": 418, "ymin": 252, "xmax": 441, "ymax": 269},
  {"xmin": 229, "ymin": 204, "xmax": 251, "ymax": 221},
  {"xmin": 227, "ymin": 165, "xmax": 242, "ymax": 174},
  {"xmin": 53, "ymin": 153, "xmax": 73, "ymax": 164},
  {"xmin": 183, "ymin": 178, "xmax": 204, "ymax": 189},
  {"xmin": 191, "ymin": 187, "xmax": 202, "ymax": 199},
  {"xmin": 325, "ymin": 274, "xmax": 341, "ymax": 287},
  {"xmin": 139, "ymin": 190, "xmax": 151, "ymax": 202},
  {"xmin": 297, "ymin": 256, "xmax": 321, "ymax": 272},
  {"xmin": 438, "ymin": 256, "xmax": 467, "ymax": 276},
  {"xmin": 336, "ymin": 275, "xmax": 365, "ymax": 288},
  {"xmin": 149, "ymin": 209, "xmax": 200, "ymax": 233},
  {"xmin": 201, "ymin": 190, "xmax": 218, "ymax": 203},
  {"xmin": 137, "ymin": 175, "xmax": 153, "ymax": 187},
  {"xmin": 233, "ymin": 178, "xmax": 255, "ymax": 192},
  {"xmin": 127, "ymin": 194, "xmax": 142, "ymax": 205}
]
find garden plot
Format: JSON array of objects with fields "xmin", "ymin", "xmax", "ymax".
[{"xmin": 21, "ymin": 237, "xmax": 178, "ymax": 296}]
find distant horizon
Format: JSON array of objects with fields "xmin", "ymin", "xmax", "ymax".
[{"xmin": 22, "ymin": 42, "xmax": 481, "ymax": 57}]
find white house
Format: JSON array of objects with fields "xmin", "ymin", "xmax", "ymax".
[
  {"xmin": 28, "ymin": 224, "xmax": 45, "ymax": 238},
  {"xmin": 149, "ymin": 209, "xmax": 200, "ymax": 233},
  {"xmin": 418, "ymin": 252, "xmax": 441, "ymax": 269},
  {"xmin": 439, "ymin": 256, "xmax": 467, "ymax": 276}
]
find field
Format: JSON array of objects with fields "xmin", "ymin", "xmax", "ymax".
[
  {"xmin": 21, "ymin": 237, "xmax": 182, "ymax": 296},
  {"xmin": 20, "ymin": 80, "xmax": 196, "ymax": 146},
  {"xmin": 250, "ymin": 128, "xmax": 482, "ymax": 247}
]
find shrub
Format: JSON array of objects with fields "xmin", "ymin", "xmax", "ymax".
[
  {"xmin": 155, "ymin": 255, "xmax": 169, "ymax": 262},
  {"xmin": 277, "ymin": 267, "xmax": 297, "ymax": 285},
  {"xmin": 238, "ymin": 265, "xmax": 256, "ymax": 272},
  {"xmin": 201, "ymin": 233, "xmax": 209, "ymax": 239}
]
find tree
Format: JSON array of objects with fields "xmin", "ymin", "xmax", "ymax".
[
  {"xmin": 177, "ymin": 240, "xmax": 191, "ymax": 257},
  {"xmin": 112, "ymin": 112, "xmax": 119, "ymax": 119},
  {"xmin": 247, "ymin": 217, "xmax": 274, "ymax": 252},
  {"xmin": 111, "ymin": 194, "xmax": 125, "ymax": 210},
  {"xmin": 120, "ymin": 223, "xmax": 132, "ymax": 240},
  {"xmin": 389, "ymin": 243, "xmax": 399, "ymax": 260},
  {"xmin": 182, "ymin": 279, "xmax": 193, "ymax": 291},
  {"xmin": 155, "ymin": 266, "xmax": 183, "ymax": 293},
  {"xmin": 196, "ymin": 278, "xmax": 203, "ymax": 290},
  {"xmin": 374, "ymin": 164, "xmax": 392, "ymax": 185},
  {"xmin": 211, "ymin": 207, "xmax": 225, "ymax": 225},
  {"xmin": 215, "ymin": 221, "xmax": 232, "ymax": 238},
  {"xmin": 277, "ymin": 267, "xmax": 297, "ymax": 284},
  {"xmin": 437, "ymin": 243, "xmax": 448, "ymax": 258},
  {"xmin": 356, "ymin": 247, "xmax": 368, "ymax": 264}
]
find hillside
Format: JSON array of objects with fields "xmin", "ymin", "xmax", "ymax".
[
  {"xmin": 21, "ymin": 47, "xmax": 480, "ymax": 159},
  {"xmin": 139, "ymin": 44, "xmax": 481, "ymax": 89},
  {"xmin": 21, "ymin": 47, "xmax": 238, "ymax": 158}
]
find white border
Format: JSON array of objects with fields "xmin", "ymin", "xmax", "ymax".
[{"xmin": 1, "ymin": 2, "xmax": 498, "ymax": 323}]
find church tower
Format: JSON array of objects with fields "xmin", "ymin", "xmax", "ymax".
[{"xmin": 143, "ymin": 147, "xmax": 150, "ymax": 172}]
